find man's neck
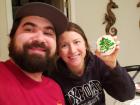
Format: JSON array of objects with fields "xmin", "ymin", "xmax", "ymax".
[
  {"xmin": 10, "ymin": 59, "xmax": 43, "ymax": 82},
  {"xmin": 22, "ymin": 71, "xmax": 43, "ymax": 82}
]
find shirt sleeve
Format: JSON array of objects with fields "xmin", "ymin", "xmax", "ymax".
[{"xmin": 100, "ymin": 62, "xmax": 136, "ymax": 102}]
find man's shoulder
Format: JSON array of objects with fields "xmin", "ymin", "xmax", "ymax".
[
  {"xmin": 0, "ymin": 60, "xmax": 14, "ymax": 81},
  {"xmin": 43, "ymin": 76, "xmax": 62, "ymax": 89},
  {"xmin": 44, "ymin": 76, "xmax": 58, "ymax": 84},
  {"xmin": 0, "ymin": 61, "xmax": 8, "ymax": 72}
]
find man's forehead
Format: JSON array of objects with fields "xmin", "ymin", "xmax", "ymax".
[{"xmin": 20, "ymin": 16, "xmax": 54, "ymax": 28}]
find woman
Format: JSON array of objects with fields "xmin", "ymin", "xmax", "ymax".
[{"xmin": 49, "ymin": 22, "xmax": 135, "ymax": 105}]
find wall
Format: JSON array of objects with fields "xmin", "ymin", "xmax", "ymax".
[
  {"xmin": 70, "ymin": 0, "xmax": 140, "ymax": 66},
  {"xmin": 0, "ymin": 0, "xmax": 12, "ymax": 60},
  {"xmin": 70, "ymin": 0, "xmax": 140, "ymax": 105},
  {"xmin": 0, "ymin": 0, "xmax": 139, "ymax": 104}
]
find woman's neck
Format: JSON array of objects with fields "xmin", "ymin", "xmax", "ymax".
[{"xmin": 68, "ymin": 63, "xmax": 85, "ymax": 77}]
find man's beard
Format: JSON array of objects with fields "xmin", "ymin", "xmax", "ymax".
[{"xmin": 9, "ymin": 39, "xmax": 56, "ymax": 73}]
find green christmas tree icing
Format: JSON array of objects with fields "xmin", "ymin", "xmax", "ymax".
[{"xmin": 99, "ymin": 37, "xmax": 115, "ymax": 53}]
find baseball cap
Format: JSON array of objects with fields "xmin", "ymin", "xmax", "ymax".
[{"xmin": 14, "ymin": 2, "xmax": 68, "ymax": 35}]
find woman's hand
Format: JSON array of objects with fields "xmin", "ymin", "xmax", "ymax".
[{"xmin": 95, "ymin": 36, "xmax": 120, "ymax": 69}]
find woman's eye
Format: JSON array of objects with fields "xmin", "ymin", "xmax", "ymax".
[
  {"xmin": 61, "ymin": 44, "xmax": 66, "ymax": 48},
  {"xmin": 61, "ymin": 44, "xmax": 68, "ymax": 48},
  {"xmin": 75, "ymin": 41, "xmax": 80, "ymax": 44}
]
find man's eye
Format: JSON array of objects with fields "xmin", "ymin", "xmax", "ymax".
[
  {"xmin": 44, "ymin": 32, "xmax": 52, "ymax": 35},
  {"xmin": 23, "ymin": 26, "xmax": 34, "ymax": 32},
  {"xmin": 44, "ymin": 32, "xmax": 54, "ymax": 36},
  {"xmin": 24, "ymin": 28, "xmax": 32, "ymax": 32},
  {"xmin": 44, "ymin": 31, "xmax": 55, "ymax": 37}
]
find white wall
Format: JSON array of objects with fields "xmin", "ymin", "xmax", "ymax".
[
  {"xmin": 70, "ymin": 0, "xmax": 140, "ymax": 66},
  {"xmin": 70, "ymin": 0, "xmax": 140, "ymax": 105},
  {"xmin": 0, "ymin": 0, "xmax": 139, "ymax": 104},
  {"xmin": 0, "ymin": 0, "xmax": 12, "ymax": 60}
]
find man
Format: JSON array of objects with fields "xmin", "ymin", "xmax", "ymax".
[{"xmin": 0, "ymin": 2, "xmax": 68, "ymax": 105}]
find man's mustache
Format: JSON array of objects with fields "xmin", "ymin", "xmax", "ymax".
[{"xmin": 25, "ymin": 41, "xmax": 48, "ymax": 51}]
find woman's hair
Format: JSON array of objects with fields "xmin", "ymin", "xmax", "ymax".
[{"xmin": 57, "ymin": 22, "xmax": 90, "ymax": 51}]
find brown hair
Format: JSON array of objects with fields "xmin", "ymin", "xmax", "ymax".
[{"xmin": 57, "ymin": 22, "xmax": 90, "ymax": 52}]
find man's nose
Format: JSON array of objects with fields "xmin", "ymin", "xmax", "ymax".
[{"xmin": 33, "ymin": 31, "xmax": 46, "ymax": 43}]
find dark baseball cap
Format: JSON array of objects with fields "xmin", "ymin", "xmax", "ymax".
[{"xmin": 14, "ymin": 2, "xmax": 68, "ymax": 35}]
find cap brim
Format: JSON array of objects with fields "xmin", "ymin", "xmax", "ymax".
[{"xmin": 15, "ymin": 2, "xmax": 68, "ymax": 35}]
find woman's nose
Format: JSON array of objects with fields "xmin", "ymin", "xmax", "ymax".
[{"xmin": 69, "ymin": 44, "xmax": 76, "ymax": 54}]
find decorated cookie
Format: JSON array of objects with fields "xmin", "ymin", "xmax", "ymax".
[{"xmin": 96, "ymin": 35, "xmax": 116, "ymax": 55}]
